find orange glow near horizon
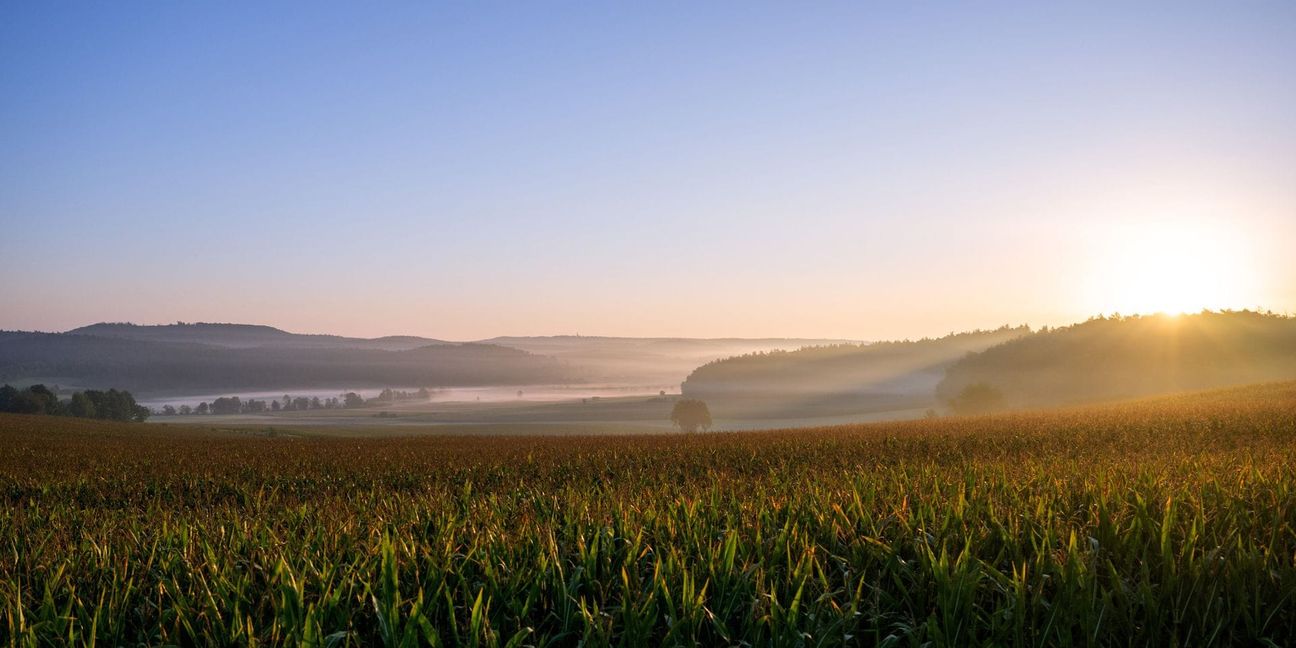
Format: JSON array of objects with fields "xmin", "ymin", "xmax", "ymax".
[{"xmin": 1082, "ymin": 218, "xmax": 1263, "ymax": 318}]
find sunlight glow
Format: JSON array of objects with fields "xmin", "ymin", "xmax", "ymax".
[{"xmin": 1083, "ymin": 218, "xmax": 1259, "ymax": 316}]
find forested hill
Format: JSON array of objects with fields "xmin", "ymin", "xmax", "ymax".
[
  {"xmin": 0, "ymin": 331, "xmax": 575, "ymax": 395},
  {"xmin": 68, "ymin": 322, "xmax": 448, "ymax": 351},
  {"xmin": 937, "ymin": 311, "xmax": 1296, "ymax": 408},
  {"xmin": 680, "ymin": 327, "xmax": 1030, "ymax": 417}
]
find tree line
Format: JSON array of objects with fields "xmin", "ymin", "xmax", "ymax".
[
  {"xmin": 0, "ymin": 384, "xmax": 149, "ymax": 422},
  {"xmin": 161, "ymin": 392, "xmax": 369, "ymax": 416},
  {"xmin": 159, "ymin": 389, "xmax": 431, "ymax": 416}
]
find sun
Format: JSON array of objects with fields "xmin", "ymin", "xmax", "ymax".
[{"xmin": 1082, "ymin": 219, "xmax": 1255, "ymax": 316}]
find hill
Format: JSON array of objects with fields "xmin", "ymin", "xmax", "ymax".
[
  {"xmin": 68, "ymin": 322, "xmax": 448, "ymax": 350},
  {"xmin": 0, "ymin": 331, "xmax": 575, "ymax": 396},
  {"xmin": 937, "ymin": 310, "xmax": 1296, "ymax": 408},
  {"xmin": 681, "ymin": 327, "xmax": 1030, "ymax": 418}
]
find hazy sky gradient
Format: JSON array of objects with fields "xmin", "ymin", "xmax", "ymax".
[{"xmin": 3, "ymin": 2, "xmax": 1294, "ymax": 339}]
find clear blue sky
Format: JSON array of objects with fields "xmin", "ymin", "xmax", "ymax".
[{"xmin": 2, "ymin": 2, "xmax": 1293, "ymax": 339}]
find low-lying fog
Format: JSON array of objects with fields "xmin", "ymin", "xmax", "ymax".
[{"xmin": 140, "ymin": 383, "xmax": 678, "ymax": 410}]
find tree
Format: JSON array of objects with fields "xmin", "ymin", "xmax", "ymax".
[
  {"xmin": 670, "ymin": 399, "xmax": 713, "ymax": 433},
  {"xmin": 343, "ymin": 392, "xmax": 365, "ymax": 408},
  {"xmin": 179, "ymin": 404, "xmax": 193, "ymax": 415},
  {"xmin": 210, "ymin": 397, "xmax": 243, "ymax": 415},
  {"xmin": 67, "ymin": 392, "xmax": 97, "ymax": 418},
  {"xmin": 1, "ymin": 384, "xmax": 62, "ymax": 415},
  {"xmin": 66, "ymin": 388, "xmax": 147, "ymax": 422},
  {"xmin": 27, "ymin": 385, "xmax": 61, "ymax": 414},
  {"xmin": 949, "ymin": 383, "xmax": 1005, "ymax": 415},
  {"xmin": 196, "ymin": 402, "xmax": 209, "ymax": 415},
  {"xmin": 0, "ymin": 384, "xmax": 147, "ymax": 421},
  {"xmin": 162, "ymin": 405, "xmax": 177, "ymax": 416},
  {"xmin": 90, "ymin": 390, "xmax": 122, "ymax": 420}
]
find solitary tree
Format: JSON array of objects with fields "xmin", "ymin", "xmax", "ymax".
[{"xmin": 670, "ymin": 398, "xmax": 713, "ymax": 433}]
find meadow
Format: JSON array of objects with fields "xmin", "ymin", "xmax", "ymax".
[{"xmin": 2, "ymin": 382, "xmax": 1295, "ymax": 646}]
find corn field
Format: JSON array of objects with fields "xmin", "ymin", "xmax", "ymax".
[{"xmin": 3, "ymin": 382, "xmax": 1295, "ymax": 646}]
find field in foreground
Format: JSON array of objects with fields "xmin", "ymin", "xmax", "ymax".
[{"xmin": 3, "ymin": 383, "xmax": 1295, "ymax": 646}]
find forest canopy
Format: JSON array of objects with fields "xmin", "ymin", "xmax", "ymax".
[{"xmin": 937, "ymin": 310, "xmax": 1296, "ymax": 408}]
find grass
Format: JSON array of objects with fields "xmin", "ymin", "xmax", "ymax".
[{"xmin": 2, "ymin": 382, "xmax": 1295, "ymax": 646}]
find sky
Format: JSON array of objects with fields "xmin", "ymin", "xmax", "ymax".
[{"xmin": 2, "ymin": 2, "xmax": 1294, "ymax": 340}]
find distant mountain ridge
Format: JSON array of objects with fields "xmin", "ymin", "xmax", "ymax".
[
  {"xmin": 68, "ymin": 322, "xmax": 449, "ymax": 351},
  {"xmin": 66, "ymin": 324, "xmax": 847, "ymax": 356},
  {"xmin": 0, "ymin": 328, "xmax": 573, "ymax": 396},
  {"xmin": 3, "ymin": 323, "xmax": 858, "ymax": 396}
]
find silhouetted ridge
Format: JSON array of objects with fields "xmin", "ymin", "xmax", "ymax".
[
  {"xmin": 0, "ymin": 330, "xmax": 575, "ymax": 395},
  {"xmin": 66, "ymin": 322, "xmax": 449, "ymax": 350}
]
